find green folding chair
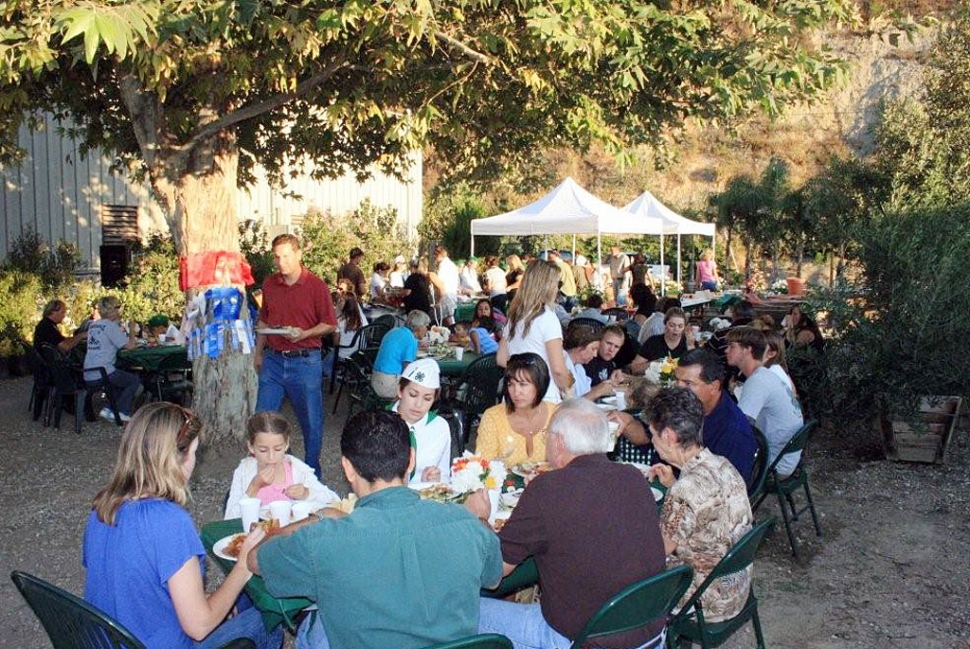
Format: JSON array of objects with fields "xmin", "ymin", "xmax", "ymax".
[
  {"xmin": 422, "ymin": 633, "xmax": 513, "ymax": 649},
  {"xmin": 746, "ymin": 426, "xmax": 769, "ymax": 500},
  {"xmin": 570, "ymin": 564, "xmax": 693, "ymax": 649},
  {"xmin": 752, "ymin": 420, "xmax": 821, "ymax": 557},
  {"xmin": 10, "ymin": 570, "xmax": 256, "ymax": 649},
  {"xmin": 667, "ymin": 518, "xmax": 777, "ymax": 649}
]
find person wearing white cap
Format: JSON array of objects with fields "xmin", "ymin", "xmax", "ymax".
[
  {"xmin": 389, "ymin": 255, "xmax": 408, "ymax": 288},
  {"xmin": 393, "ymin": 357, "xmax": 452, "ymax": 485}
]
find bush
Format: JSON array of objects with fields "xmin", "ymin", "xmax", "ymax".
[
  {"xmin": 0, "ymin": 270, "xmax": 44, "ymax": 355},
  {"xmin": 821, "ymin": 202, "xmax": 970, "ymax": 426},
  {"xmin": 123, "ymin": 234, "xmax": 184, "ymax": 322},
  {"xmin": 299, "ymin": 200, "xmax": 409, "ymax": 284},
  {"xmin": 239, "ymin": 220, "xmax": 276, "ymax": 286},
  {"xmin": 5, "ymin": 226, "xmax": 81, "ymax": 289}
]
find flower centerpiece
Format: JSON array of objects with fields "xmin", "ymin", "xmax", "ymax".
[
  {"xmin": 645, "ymin": 356, "xmax": 679, "ymax": 386},
  {"xmin": 427, "ymin": 325, "xmax": 452, "ymax": 357},
  {"xmin": 771, "ymin": 279, "xmax": 789, "ymax": 295},
  {"xmin": 450, "ymin": 454, "xmax": 508, "ymax": 494}
]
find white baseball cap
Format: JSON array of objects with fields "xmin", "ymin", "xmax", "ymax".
[{"xmin": 401, "ymin": 357, "xmax": 440, "ymax": 389}]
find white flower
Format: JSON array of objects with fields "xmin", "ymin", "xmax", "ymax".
[
  {"xmin": 710, "ymin": 317, "xmax": 731, "ymax": 331},
  {"xmin": 645, "ymin": 361, "xmax": 662, "ymax": 383},
  {"xmin": 450, "ymin": 470, "xmax": 483, "ymax": 493}
]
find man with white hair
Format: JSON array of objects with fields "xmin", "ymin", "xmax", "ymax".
[{"xmin": 471, "ymin": 398, "xmax": 667, "ymax": 649}]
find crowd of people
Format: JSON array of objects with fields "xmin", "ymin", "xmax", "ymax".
[{"xmin": 32, "ymin": 236, "xmax": 825, "ymax": 649}]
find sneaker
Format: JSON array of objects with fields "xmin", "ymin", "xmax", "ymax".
[
  {"xmin": 118, "ymin": 411, "xmax": 132, "ymax": 422},
  {"xmin": 99, "ymin": 406, "xmax": 116, "ymax": 422}
]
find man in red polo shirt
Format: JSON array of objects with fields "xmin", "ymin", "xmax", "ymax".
[{"xmin": 255, "ymin": 234, "xmax": 337, "ymax": 478}]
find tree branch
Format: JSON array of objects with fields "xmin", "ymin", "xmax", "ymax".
[
  {"xmin": 434, "ymin": 31, "xmax": 493, "ymax": 65},
  {"xmin": 176, "ymin": 61, "xmax": 350, "ymax": 155}
]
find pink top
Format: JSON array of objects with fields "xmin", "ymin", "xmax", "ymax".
[
  {"xmin": 697, "ymin": 259, "xmax": 717, "ymax": 283},
  {"xmin": 254, "ymin": 459, "xmax": 295, "ymax": 505}
]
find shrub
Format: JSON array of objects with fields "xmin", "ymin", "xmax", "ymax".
[
  {"xmin": 123, "ymin": 234, "xmax": 184, "ymax": 322},
  {"xmin": 5, "ymin": 226, "xmax": 81, "ymax": 289},
  {"xmin": 0, "ymin": 270, "xmax": 44, "ymax": 354},
  {"xmin": 821, "ymin": 202, "xmax": 970, "ymax": 426},
  {"xmin": 239, "ymin": 220, "xmax": 276, "ymax": 286}
]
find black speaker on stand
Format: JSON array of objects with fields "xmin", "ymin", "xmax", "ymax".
[{"xmin": 100, "ymin": 245, "xmax": 130, "ymax": 287}]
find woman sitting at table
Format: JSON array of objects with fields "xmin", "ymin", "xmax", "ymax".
[
  {"xmin": 322, "ymin": 288, "xmax": 368, "ymax": 380},
  {"xmin": 83, "ymin": 403, "xmax": 282, "ymax": 649},
  {"xmin": 644, "ymin": 387, "xmax": 753, "ymax": 624},
  {"xmin": 391, "ymin": 358, "xmax": 452, "ymax": 484},
  {"xmin": 476, "ymin": 353, "xmax": 554, "ymax": 466},
  {"xmin": 628, "ymin": 306, "xmax": 694, "ymax": 375},
  {"xmin": 784, "ymin": 305, "xmax": 824, "ymax": 353}
]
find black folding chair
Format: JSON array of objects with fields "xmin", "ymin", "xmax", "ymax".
[{"xmin": 441, "ymin": 353, "xmax": 502, "ymax": 451}]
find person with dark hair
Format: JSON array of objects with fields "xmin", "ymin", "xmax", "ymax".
[
  {"xmin": 337, "ymin": 246, "xmax": 367, "ymax": 298},
  {"xmin": 472, "ymin": 399, "xmax": 666, "ymax": 649},
  {"xmin": 476, "ymin": 353, "xmax": 555, "ymax": 466},
  {"xmin": 574, "ymin": 293, "xmax": 607, "ymax": 323},
  {"xmin": 673, "ymin": 349, "xmax": 758, "ymax": 482},
  {"xmin": 628, "ymin": 306, "xmax": 694, "ymax": 374},
  {"xmin": 369, "ymin": 261, "xmax": 391, "ymax": 302},
  {"xmin": 706, "ymin": 298, "xmax": 755, "ymax": 360},
  {"xmin": 562, "ymin": 324, "xmax": 614, "ymax": 400},
  {"xmin": 644, "ymin": 387, "xmax": 753, "ymax": 624},
  {"xmin": 784, "ymin": 305, "xmax": 824, "ymax": 354},
  {"xmin": 255, "ymin": 234, "xmax": 337, "ymax": 479},
  {"xmin": 402, "ymin": 257, "xmax": 434, "ymax": 318},
  {"xmin": 629, "ymin": 283, "xmax": 657, "ymax": 329},
  {"xmin": 35, "ymin": 299, "xmax": 86, "ymax": 353},
  {"xmin": 250, "ymin": 410, "xmax": 502, "ymax": 649},
  {"xmin": 582, "ymin": 324, "xmax": 626, "ymax": 389},
  {"xmin": 726, "ymin": 326, "xmax": 803, "ymax": 477}
]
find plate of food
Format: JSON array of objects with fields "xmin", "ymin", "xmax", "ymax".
[
  {"xmin": 213, "ymin": 533, "xmax": 248, "ymax": 561},
  {"xmin": 511, "ymin": 461, "xmax": 552, "ymax": 481},
  {"xmin": 416, "ymin": 483, "xmax": 464, "ymax": 503}
]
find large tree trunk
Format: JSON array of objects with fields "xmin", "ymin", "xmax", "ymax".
[
  {"xmin": 177, "ymin": 149, "xmax": 258, "ymax": 442},
  {"xmin": 121, "ymin": 76, "xmax": 257, "ymax": 442}
]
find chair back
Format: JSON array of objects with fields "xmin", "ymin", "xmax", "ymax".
[
  {"xmin": 25, "ymin": 342, "xmax": 51, "ymax": 382},
  {"xmin": 765, "ymin": 420, "xmax": 817, "ymax": 476},
  {"xmin": 422, "ymin": 633, "xmax": 513, "ymax": 649},
  {"xmin": 675, "ymin": 518, "xmax": 777, "ymax": 617},
  {"xmin": 569, "ymin": 317, "xmax": 605, "ymax": 332},
  {"xmin": 570, "ymin": 565, "xmax": 693, "ymax": 648},
  {"xmin": 360, "ymin": 322, "xmax": 392, "ymax": 350},
  {"xmin": 11, "ymin": 570, "xmax": 148, "ymax": 649},
  {"xmin": 602, "ymin": 307, "xmax": 629, "ymax": 322},
  {"xmin": 39, "ymin": 344, "xmax": 84, "ymax": 394},
  {"xmin": 373, "ymin": 313, "xmax": 400, "ymax": 329},
  {"xmin": 460, "ymin": 353, "xmax": 502, "ymax": 415},
  {"xmin": 747, "ymin": 426, "xmax": 769, "ymax": 497}
]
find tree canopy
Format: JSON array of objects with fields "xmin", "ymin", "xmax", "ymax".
[{"xmin": 2, "ymin": 0, "xmax": 857, "ymax": 195}]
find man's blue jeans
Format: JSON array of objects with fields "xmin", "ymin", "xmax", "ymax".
[{"xmin": 256, "ymin": 349, "xmax": 324, "ymax": 478}]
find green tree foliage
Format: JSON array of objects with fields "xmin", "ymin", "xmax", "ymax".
[
  {"xmin": 4, "ymin": 225, "xmax": 81, "ymax": 289},
  {"xmin": 238, "ymin": 220, "xmax": 276, "ymax": 287},
  {"xmin": 0, "ymin": 270, "xmax": 44, "ymax": 355},
  {"xmin": 299, "ymin": 200, "xmax": 405, "ymax": 283}
]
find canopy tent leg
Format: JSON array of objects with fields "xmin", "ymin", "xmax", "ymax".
[
  {"xmin": 677, "ymin": 234, "xmax": 682, "ymax": 287},
  {"xmin": 660, "ymin": 233, "xmax": 665, "ymax": 297},
  {"xmin": 471, "ymin": 235, "xmax": 475, "ymax": 257}
]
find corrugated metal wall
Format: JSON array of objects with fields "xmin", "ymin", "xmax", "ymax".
[{"xmin": 0, "ymin": 114, "xmax": 423, "ymax": 271}]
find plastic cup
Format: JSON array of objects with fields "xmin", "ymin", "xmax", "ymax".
[
  {"xmin": 454, "ymin": 347, "xmax": 464, "ymax": 361},
  {"xmin": 487, "ymin": 490, "xmax": 500, "ymax": 524},
  {"xmin": 269, "ymin": 500, "xmax": 292, "ymax": 527},
  {"xmin": 157, "ymin": 333, "xmax": 167, "ymax": 344},
  {"xmin": 691, "ymin": 325, "xmax": 701, "ymax": 339},
  {"xmin": 239, "ymin": 497, "xmax": 260, "ymax": 532},
  {"xmin": 291, "ymin": 501, "xmax": 313, "ymax": 522},
  {"xmin": 608, "ymin": 421, "xmax": 620, "ymax": 450}
]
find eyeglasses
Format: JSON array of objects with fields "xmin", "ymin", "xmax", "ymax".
[{"xmin": 176, "ymin": 405, "xmax": 197, "ymax": 449}]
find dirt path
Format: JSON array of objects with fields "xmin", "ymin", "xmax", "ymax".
[{"xmin": 0, "ymin": 376, "xmax": 967, "ymax": 649}]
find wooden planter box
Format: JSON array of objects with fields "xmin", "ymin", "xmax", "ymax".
[{"xmin": 881, "ymin": 396, "xmax": 962, "ymax": 464}]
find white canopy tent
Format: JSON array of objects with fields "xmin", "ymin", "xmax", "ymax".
[
  {"xmin": 469, "ymin": 177, "xmax": 665, "ymax": 269},
  {"xmin": 622, "ymin": 190, "xmax": 717, "ymax": 288}
]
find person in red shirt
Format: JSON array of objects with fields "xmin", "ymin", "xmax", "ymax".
[{"xmin": 255, "ymin": 234, "xmax": 337, "ymax": 478}]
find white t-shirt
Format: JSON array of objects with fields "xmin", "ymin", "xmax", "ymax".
[
  {"xmin": 484, "ymin": 267, "xmax": 508, "ymax": 297},
  {"xmin": 389, "ymin": 270, "xmax": 406, "ymax": 288},
  {"xmin": 638, "ymin": 312, "xmax": 666, "ymax": 344},
  {"xmin": 504, "ymin": 306, "xmax": 564, "ymax": 403},
  {"xmin": 738, "ymin": 366, "xmax": 804, "ymax": 475},
  {"xmin": 370, "ymin": 273, "xmax": 386, "ymax": 301},
  {"xmin": 564, "ymin": 352, "xmax": 592, "ymax": 398},
  {"xmin": 460, "ymin": 266, "xmax": 482, "ymax": 294},
  {"xmin": 83, "ymin": 319, "xmax": 129, "ymax": 380},
  {"xmin": 767, "ymin": 364, "xmax": 795, "ymax": 393},
  {"xmin": 437, "ymin": 257, "xmax": 460, "ymax": 296},
  {"xmin": 337, "ymin": 311, "xmax": 369, "ymax": 359}
]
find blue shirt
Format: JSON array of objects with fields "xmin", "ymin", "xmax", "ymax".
[
  {"xmin": 470, "ymin": 327, "xmax": 498, "ymax": 354},
  {"xmin": 83, "ymin": 499, "xmax": 205, "ymax": 649},
  {"xmin": 704, "ymin": 392, "xmax": 758, "ymax": 483},
  {"xmin": 373, "ymin": 327, "xmax": 418, "ymax": 375},
  {"xmin": 258, "ymin": 486, "xmax": 503, "ymax": 649}
]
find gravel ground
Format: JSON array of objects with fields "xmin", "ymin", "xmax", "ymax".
[{"xmin": 1, "ymin": 376, "xmax": 968, "ymax": 649}]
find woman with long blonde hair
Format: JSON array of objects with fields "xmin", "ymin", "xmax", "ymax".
[
  {"xmin": 497, "ymin": 260, "xmax": 571, "ymax": 403},
  {"xmin": 84, "ymin": 403, "xmax": 282, "ymax": 649}
]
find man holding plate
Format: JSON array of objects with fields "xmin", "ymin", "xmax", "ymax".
[{"xmin": 255, "ymin": 234, "xmax": 337, "ymax": 479}]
